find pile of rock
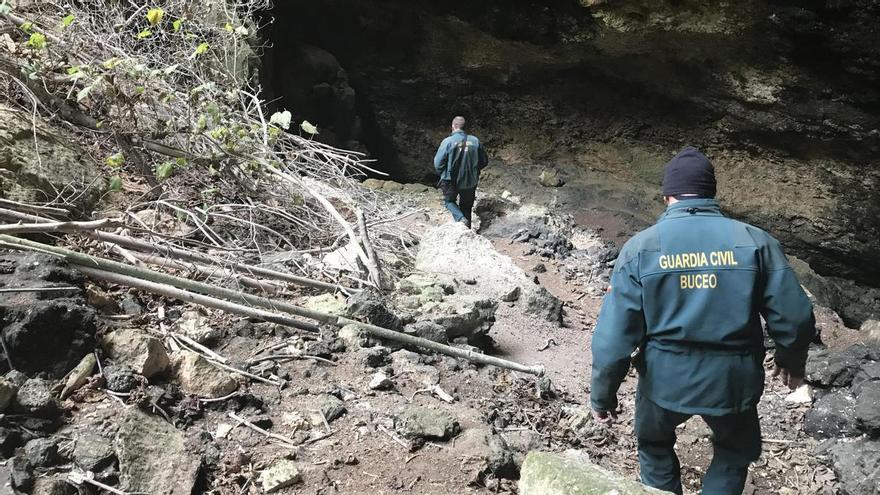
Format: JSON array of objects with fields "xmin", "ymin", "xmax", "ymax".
[
  {"xmin": 804, "ymin": 342, "xmax": 880, "ymax": 495},
  {"xmin": 415, "ymin": 223, "xmax": 563, "ymax": 324}
]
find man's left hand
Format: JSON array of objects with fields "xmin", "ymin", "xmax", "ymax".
[{"xmin": 773, "ymin": 365, "xmax": 804, "ymax": 390}]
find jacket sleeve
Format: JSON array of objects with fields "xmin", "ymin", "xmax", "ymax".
[
  {"xmin": 759, "ymin": 237, "xmax": 816, "ymax": 375},
  {"xmin": 590, "ymin": 250, "xmax": 646, "ymax": 411},
  {"xmin": 477, "ymin": 143, "xmax": 489, "ymax": 170},
  {"xmin": 433, "ymin": 140, "xmax": 448, "ymax": 174}
]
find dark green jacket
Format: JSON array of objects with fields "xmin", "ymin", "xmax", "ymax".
[
  {"xmin": 433, "ymin": 130, "xmax": 489, "ymax": 190},
  {"xmin": 590, "ymin": 199, "xmax": 816, "ymax": 415}
]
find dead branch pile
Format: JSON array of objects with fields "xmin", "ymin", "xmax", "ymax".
[{"xmin": 0, "ymin": 0, "xmax": 414, "ymax": 289}]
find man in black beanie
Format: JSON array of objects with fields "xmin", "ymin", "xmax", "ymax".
[{"xmin": 589, "ymin": 146, "xmax": 816, "ymax": 494}]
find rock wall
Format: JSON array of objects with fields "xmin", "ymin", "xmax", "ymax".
[
  {"xmin": 0, "ymin": 105, "xmax": 104, "ymax": 211},
  {"xmin": 262, "ymin": 1, "xmax": 880, "ymax": 316}
]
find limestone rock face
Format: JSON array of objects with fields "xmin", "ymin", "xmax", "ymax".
[
  {"xmin": 519, "ymin": 451, "xmax": 666, "ymax": 494},
  {"xmin": 102, "ymin": 328, "xmax": 170, "ymax": 378},
  {"xmin": 115, "ymin": 408, "xmax": 200, "ymax": 495},
  {"xmin": 0, "ymin": 105, "xmax": 103, "ymax": 209}
]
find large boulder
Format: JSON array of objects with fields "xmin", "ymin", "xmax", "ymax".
[
  {"xmin": 102, "ymin": 328, "xmax": 170, "ymax": 378},
  {"xmin": 519, "ymin": 451, "xmax": 666, "ymax": 494},
  {"xmin": 115, "ymin": 408, "xmax": 201, "ymax": 494},
  {"xmin": 804, "ymin": 391, "xmax": 860, "ymax": 439},
  {"xmin": 806, "ymin": 345, "xmax": 875, "ymax": 388},
  {"xmin": 0, "ymin": 104, "xmax": 103, "ymax": 209}
]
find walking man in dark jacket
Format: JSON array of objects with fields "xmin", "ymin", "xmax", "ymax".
[
  {"xmin": 590, "ymin": 146, "xmax": 816, "ymax": 494},
  {"xmin": 433, "ymin": 116, "xmax": 489, "ymax": 228}
]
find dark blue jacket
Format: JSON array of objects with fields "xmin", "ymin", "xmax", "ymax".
[
  {"xmin": 433, "ymin": 130, "xmax": 489, "ymax": 190},
  {"xmin": 590, "ymin": 199, "xmax": 816, "ymax": 415}
]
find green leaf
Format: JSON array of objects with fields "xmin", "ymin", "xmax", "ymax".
[
  {"xmin": 300, "ymin": 120, "xmax": 319, "ymax": 135},
  {"xmin": 172, "ymin": 19, "xmax": 183, "ymax": 32},
  {"xmin": 269, "ymin": 110, "xmax": 291, "ymax": 130},
  {"xmin": 19, "ymin": 22, "xmax": 33, "ymax": 33},
  {"xmin": 102, "ymin": 57, "xmax": 122, "ymax": 69},
  {"xmin": 105, "ymin": 152, "xmax": 124, "ymax": 168},
  {"xmin": 108, "ymin": 175, "xmax": 123, "ymax": 191},
  {"xmin": 26, "ymin": 32, "xmax": 46, "ymax": 49},
  {"xmin": 175, "ymin": 157, "xmax": 187, "ymax": 167},
  {"xmin": 61, "ymin": 14, "xmax": 75, "ymax": 28},
  {"xmin": 66, "ymin": 66, "xmax": 80, "ymax": 75},
  {"xmin": 155, "ymin": 161, "xmax": 174, "ymax": 181},
  {"xmin": 134, "ymin": 86, "xmax": 145, "ymax": 95},
  {"xmin": 136, "ymin": 29, "xmax": 152, "ymax": 39},
  {"xmin": 191, "ymin": 42, "xmax": 209, "ymax": 57},
  {"xmin": 146, "ymin": 8, "xmax": 164, "ymax": 26},
  {"xmin": 224, "ymin": 23, "xmax": 233, "ymax": 33}
]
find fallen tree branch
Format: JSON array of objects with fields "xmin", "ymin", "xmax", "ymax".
[
  {"xmin": 0, "ymin": 218, "xmax": 118, "ymax": 234},
  {"xmin": 247, "ymin": 353, "xmax": 337, "ymax": 367},
  {"xmin": 128, "ymin": 250, "xmax": 284, "ymax": 294},
  {"xmin": 357, "ymin": 209, "xmax": 390, "ymax": 290},
  {"xmin": 70, "ymin": 265, "xmax": 318, "ymax": 336},
  {"xmin": 0, "ymin": 286, "xmax": 79, "ymax": 294},
  {"xmin": 0, "ymin": 208, "xmax": 357, "ymax": 295},
  {"xmin": 228, "ymin": 412, "xmax": 298, "ymax": 448},
  {"xmin": 266, "ymin": 167, "xmax": 382, "ymax": 288},
  {"xmin": 0, "ymin": 199, "xmax": 70, "ymax": 218},
  {"xmin": 0, "ymin": 236, "xmax": 545, "ymax": 376}
]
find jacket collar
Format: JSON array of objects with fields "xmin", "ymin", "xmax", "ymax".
[
  {"xmin": 659, "ymin": 198, "xmax": 723, "ymax": 221},
  {"xmin": 451, "ymin": 130, "xmax": 465, "ymax": 136}
]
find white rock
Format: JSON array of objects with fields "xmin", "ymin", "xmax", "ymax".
[
  {"xmin": 785, "ymin": 384, "xmax": 812, "ymax": 404},
  {"xmin": 369, "ymin": 372, "xmax": 393, "ymax": 391},
  {"xmin": 214, "ymin": 423, "xmax": 234, "ymax": 439},
  {"xmin": 259, "ymin": 459, "xmax": 302, "ymax": 492},
  {"xmin": 177, "ymin": 310, "xmax": 221, "ymax": 344}
]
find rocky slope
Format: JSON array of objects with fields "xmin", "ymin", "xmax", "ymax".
[
  {"xmin": 0, "ymin": 184, "xmax": 868, "ymax": 494},
  {"xmin": 260, "ymin": 0, "xmax": 880, "ymax": 325}
]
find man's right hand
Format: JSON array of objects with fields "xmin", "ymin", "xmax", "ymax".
[
  {"xmin": 772, "ymin": 364, "xmax": 804, "ymax": 390},
  {"xmin": 592, "ymin": 409, "xmax": 618, "ymax": 425}
]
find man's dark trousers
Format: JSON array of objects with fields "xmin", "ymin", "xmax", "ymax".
[
  {"xmin": 635, "ymin": 393, "xmax": 762, "ymax": 495},
  {"xmin": 442, "ymin": 187, "xmax": 476, "ymax": 224}
]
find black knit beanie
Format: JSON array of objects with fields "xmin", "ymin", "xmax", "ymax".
[{"xmin": 662, "ymin": 146, "xmax": 716, "ymax": 198}]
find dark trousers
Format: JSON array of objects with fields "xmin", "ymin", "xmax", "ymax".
[
  {"xmin": 442, "ymin": 187, "xmax": 476, "ymax": 224},
  {"xmin": 634, "ymin": 393, "xmax": 762, "ymax": 495}
]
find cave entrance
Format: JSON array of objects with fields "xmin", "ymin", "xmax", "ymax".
[{"xmin": 257, "ymin": 2, "xmax": 408, "ymax": 181}]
